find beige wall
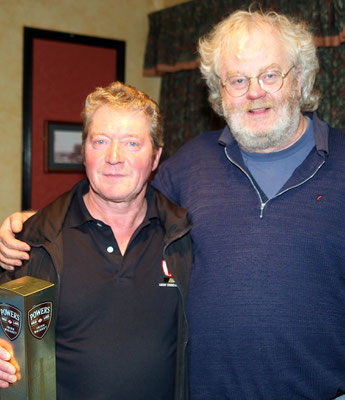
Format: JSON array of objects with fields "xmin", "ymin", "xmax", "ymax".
[{"xmin": 0, "ymin": 0, "xmax": 188, "ymax": 221}]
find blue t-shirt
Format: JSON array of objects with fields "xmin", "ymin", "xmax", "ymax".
[{"xmin": 240, "ymin": 117, "xmax": 315, "ymax": 199}]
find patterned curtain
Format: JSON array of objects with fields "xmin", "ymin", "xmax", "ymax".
[{"xmin": 144, "ymin": 0, "xmax": 345, "ymax": 158}]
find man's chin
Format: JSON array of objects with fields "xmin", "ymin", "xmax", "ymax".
[
  {"xmin": 236, "ymin": 115, "xmax": 277, "ymax": 134},
  {"xmin": 227, "ymin": 104, "xmax": 301, "ymax": 152},
  {"xmin": 234, "ymin": 136, "xmax": 272, "ymax": 152},
  {"xmin": 231, "ymin": 127, "xmax": 290, "ymax": 152}
]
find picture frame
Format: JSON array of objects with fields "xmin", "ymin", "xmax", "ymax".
[{"xmin": 45, "ymin": 121, "xmax": 84, "ymax": 172}]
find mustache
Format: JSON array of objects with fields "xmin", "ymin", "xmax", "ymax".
[
  {"xmin": 234, "ymin": 91, "xmax": 298, "ymax": 114},
  {"xmin": 232, "ymin": 100, "xmax": 275, "ymax": 113},
  {"xmin": 246, "ymin": 102, "xmax": 274, "ymax": 112}
]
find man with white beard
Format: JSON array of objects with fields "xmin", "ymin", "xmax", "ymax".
[
  {"xmin": 152, "ymin": 9, "xmax": 345, "ymax": 399},
  {"xmin": 1, "ymin": 8, "xmax": 345, "ymax": 400}
]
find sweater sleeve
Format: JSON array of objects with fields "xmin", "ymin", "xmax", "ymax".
[{"xmin": 152, "ymin": 158, "xmax": 182, "ymax": 206}]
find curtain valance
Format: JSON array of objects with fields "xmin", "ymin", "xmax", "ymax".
[{"xmin": 144, "ymin": 0, "xmax": 345, "ymax": 77}]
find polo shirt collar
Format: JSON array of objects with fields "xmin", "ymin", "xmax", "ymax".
[{"xmin": 67, "ymin": 179, "xmax": 93, "ymax": 229}]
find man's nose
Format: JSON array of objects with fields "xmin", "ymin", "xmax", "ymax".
[
  {"xmin": 246, "ymin": 77, "xmax": 267, "ymax": 100},
  {"xmin": 106, "ymin": 141, "xmax": 124, "ymax": 164}
]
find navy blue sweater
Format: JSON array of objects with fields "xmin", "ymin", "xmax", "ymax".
[{"xmin": 153, "ymin": 113, "xmax": 345, "ymax": 399}]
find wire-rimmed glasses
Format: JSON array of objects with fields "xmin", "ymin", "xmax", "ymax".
[{"xmin": 220, "ymin": 65, "xmax": 296, "ymax": 97}]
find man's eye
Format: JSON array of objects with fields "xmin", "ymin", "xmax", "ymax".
[
  {"xmin": 229, "ymin": 77, "xmax": 247, "ymax": 87},
  {"xmin": 126, "ymin": 140, "xmax": 140, "ymax": 148},
  {"xmin": 92, "ymin": 138, "xmax": 107, "ymax": 148},
  {"xmin": 262, "ymin": 71, "xmax": 279, "ymax": 81}
]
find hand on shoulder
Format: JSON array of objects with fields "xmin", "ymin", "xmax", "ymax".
[{"xmin": 0, "ymin": 211, "xmax": 35, "ymax": 271}]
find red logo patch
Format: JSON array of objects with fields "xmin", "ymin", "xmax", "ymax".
[{"xmin": 161, "ymin": 260, "xmax": 172, "ymax": 277}]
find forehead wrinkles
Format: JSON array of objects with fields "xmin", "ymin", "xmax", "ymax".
[{"xmin": 220, "ymin": 24, "xmax": 288, "ymax": 66}]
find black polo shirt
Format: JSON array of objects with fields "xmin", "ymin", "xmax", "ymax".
[{"xmin": 56, "ymin": 181, "xmax": 178, "ymax": 399}]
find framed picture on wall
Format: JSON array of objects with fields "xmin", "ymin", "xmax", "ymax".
[{"xmin": 45, "ymin": 121, "xmax": 84, "ymax": 172}]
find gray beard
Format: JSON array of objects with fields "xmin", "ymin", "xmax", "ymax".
[{"xmin": 223, "ymin": 94, "xmax": 301, "ymax": 152}]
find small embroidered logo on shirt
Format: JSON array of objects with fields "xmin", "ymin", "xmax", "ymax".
[
  {"xmin": 316, "ymin": 195, "xmax": 323, "ymax": 201},
  {"xmin": 158, "ymin": 260, "xmax": 177, "ymax": 287}
]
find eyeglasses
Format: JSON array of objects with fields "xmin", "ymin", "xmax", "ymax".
[{"xmin": 220, "ymin": 65, "xmax": 296, "ymax": 98}]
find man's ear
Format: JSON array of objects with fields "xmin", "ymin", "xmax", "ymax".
[{"xmin": 152, "ymin": 147, "xmax": 163, "ymax": 171}]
